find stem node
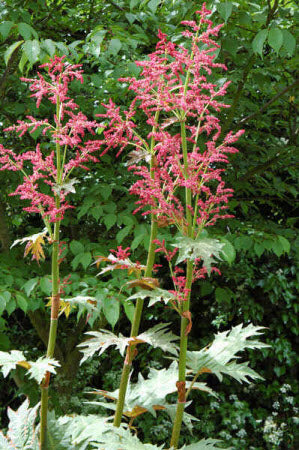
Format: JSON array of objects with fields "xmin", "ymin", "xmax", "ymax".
[{"xmin": 176, "ymin": 381, "xmax": 186, "ymax": 403}]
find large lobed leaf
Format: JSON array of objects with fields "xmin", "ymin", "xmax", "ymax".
[
  {"xmin": 91, "ymin": 426, "xmax": 165, "ymax": 449},
  {"xmin": 56, "ymin": 414, "xmax": 226, "ymax": 449},
  {"xmin": 126, "ymin": 287, "xmax": 176, "ymax": 306},
  {"xmin": 0, "ymin": 350, "xmax": 60, "ymax": 383},
  {"xmin": 27, "ymin": 356, "xmax": 60, "ymax": 384},
  {"xmin": 0, "ymin": 398, "xmax": 39, "ymax": 449},
  {"xmin": 0, "ymin": 434, "xmax": 14, "ymax": 450},
  {"xmin": 0, "ymin": 399, "xmax": 224, "ymax": 450},
  {"xmin": 173, "ymin": 236, "xmax": 224, "ymax": 273},
  {"xmin": 88, "ymin": 362, "xmax": 215, "ymax": 432},
  {"xmin": 136, "ymin": 323, "xmax": 179, "ymax": 356},
  {"xmin": 186, "ymin": 323, "xmax": 270, "ymax": 383},
  {"xmin": 78, "ymin": 329, "xmax": 129, "ymax": 362},
  {"xmin": 57, "ymin": 415, "xmax": 164, "ymax": 449},
  {"xmin": 180, "ymin": 438, "xmax": 228, "ymax": 449},
  {"xmin": 58, "ymin": 414, "xmax": 111, "ymax": 449},
  {"xmin": 0, "ymin": 350, "xmax": 27, "ymax": 377},
  {"xmin": 124, "ymin": 361, "xmax": 180, "ymax": 413},
  {"xmin": 78, "ymin": 323, "xmax": 179, "ymax": 364}
]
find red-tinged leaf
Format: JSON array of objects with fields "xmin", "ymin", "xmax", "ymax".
[
  {"xmin": 126, "ymin": 148, "xmax": 151, "ymax": 166},
  {"xmin": 161, "ymin": 116, "xmax": 179, "ymax": 129},
  {"xmin": 199, "ymin": 367, "xmax": 212, "ymax": 374},
  {"xmin": 124, "ymin": 404, "xmax": 166, "ymax": 418},
  {"xmin": 17, "ymin": 360, "xmax": 31, "ymax": 370},
  {"xmin": 89, "ymin": 389, "xmax": 117, "ymax": 402},
  {"xmin": 156, "ymin": 216, "xmax": 176, "ymax": 227},
  {"xmin": 11, "ymin": 229, "xmax": 49, "ymax": 263},
  {"xmin": 125, "ymin": 277, "xmax": 160, "ymax": 290},
  {"xmin": 182, "ymin": 310, "xmax": 192, "ymax": 335},
  {"xmin": 24, "ymin": 235, "xmax": 46, "ymax": 262},
  {"xmin": 96, "ymin": 253, "xmax": 146, "ymax": 276},
  {"xmin": 94, "ymin": 255, "xmax": 110, "ymax": 267}
]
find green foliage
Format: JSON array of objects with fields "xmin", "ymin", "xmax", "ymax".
[
  {"xmin": 252, "ymin": 30, "xmax": 268, "ymax": 56},
  {"xmin": 4, "ymin": 40, "xmax": 23, "ymax": 65},
  {"xmin": 0, "ymin": 0, "xmax": 297, "ymax": 447},
  {"xmin": 191, "ymin": 386, "xmax": 298, "ymax": 449},
  {"xmin": 217, "ymin": 2, "xmax": 233, "ymax": 23}
]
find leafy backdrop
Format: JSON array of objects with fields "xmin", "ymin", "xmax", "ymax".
[{"xmin": 0, "ymin": 1, "xmax": 297, "ymax": 448}]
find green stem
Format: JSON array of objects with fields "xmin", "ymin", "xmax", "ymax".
[
  {"xmin": 113, "ymin": 218, "xmax": 158, "ymax": 427},
  {"xmin": 180, "ymin": 121, "xmax": 192, "ymax": 234},
  {"xmin": 40, "ymin": 97, "xmax": 62, "ymax": 449},
  {"xmin": 39, "ymin": 220, "xmax": 60, "ymax": 450},
  {"xmin": 185, "ymin": 369, "xmax": 201, "ymax": 400},
  {"xmin": 170, "ymin": 27, "xmax": 221, "ymax": 444},
  {"xmin": 170, "ymin": 119, "xmax": 194, "ymax": 448},
  {"xmin": 113, "ymin": 110, "xmax": 160, "ymax": 427},
  {"xmin": 170, "ymin": 260, "xmax": 193, "ymax": 448},
  {"xmin": 39, "ymin": 387, "xmax": 49, "ymax": 448}
]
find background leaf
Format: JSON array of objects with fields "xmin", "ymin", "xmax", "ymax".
[
  {"xmin": 17, "ymin": 22, "xmax": 38, "ymax": 40},
  {"xmin": 268, "ymin": 28, "xmax": 283, "ymax": 54},
  {"xmin": 4, "ymin": 40, "xmax": 23, "ymax": 65},
  {"xmin": 282, "ymin": 29, "xmax": 296, "ymax": 56},
  {"xmin": 0, "ymin": 21, "xmax": 14, "ymax": 39},
  {"xmin": 108, "ymin": 38, "xmax": 122, "ymax": 55},
  {"xmin": 23, "ymin": 39, "xmax": 40, "ymax": 64},
  {"xmin": 220, "ymin": 239, "xmax": 236, "ymax": 265},
  {"xmin": 252, "ymin": 29, "xmax": 268, "ymax": 56},
  {"xmin": 218, "ymin": 2, "xmax": 233, "ymax": 22}
]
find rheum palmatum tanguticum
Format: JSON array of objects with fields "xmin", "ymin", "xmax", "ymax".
[
  {"xmin": 0, "ymin": 5, "xmax": 269, "ymax": 449},
  {"xmin": 95, "ymin": 3, "xmax": 248, "ymax": 447},
  {"xmin": 0, "ymin": 56, "xmax": 102, "ymax": 448}
]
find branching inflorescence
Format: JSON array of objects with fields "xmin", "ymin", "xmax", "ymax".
[
  {"xmin": 0, "ymin": 56, "xmax": 103, "ymax": 448},
  {"xmin": 100, "ymin": 4, "xmax": 244, "ymax": 234},
  {"xmin": 0, "ymin": 56, "xmax": 102, "ymax": 227},
  {"xmin": 98, "ymin": 4, "xmax": 245, "ymax": 310}
]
